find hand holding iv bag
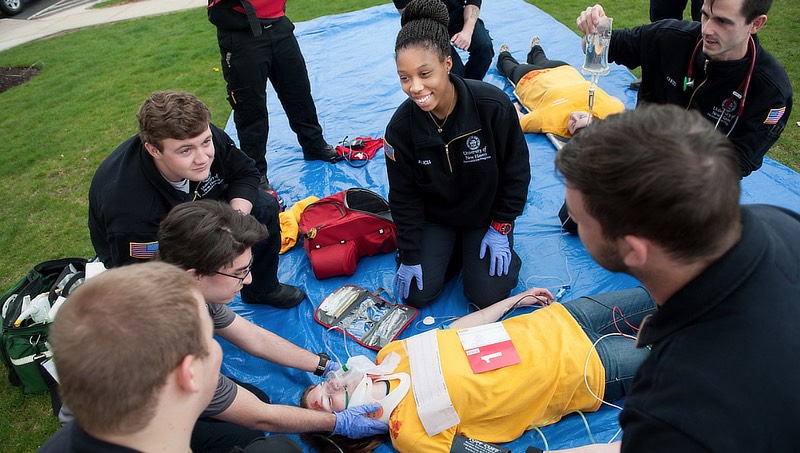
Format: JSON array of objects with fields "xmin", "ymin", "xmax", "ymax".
[{"xmin": 582, "ymin": 16, "xmax": 613, "ymax": 76}]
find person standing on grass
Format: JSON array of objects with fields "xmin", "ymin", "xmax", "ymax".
[
  {"xmin": 207, "ymin": 0, "xmax": 341, "ymax": 195},
  {"xmin": 651, "ymin": 0, "xmax": 702, "ymax": 22}
]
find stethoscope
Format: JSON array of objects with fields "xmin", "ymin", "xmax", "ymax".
[{"xmin": 682, "ymin": 35, "xmax": 756, "ymax": 136}]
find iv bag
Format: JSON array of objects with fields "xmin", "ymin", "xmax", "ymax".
[{"xmin": 582, "ymin": 16, "xmax": 613, "ymax": 76}]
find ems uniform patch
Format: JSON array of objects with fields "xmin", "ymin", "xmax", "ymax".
[
  {"xmin": 763, "ymin": 106, "xmax": 785, "ymax": 125},
  {"xmin": 384, "ymin": 140, "xmax": 395, "ymax": 161},
  {"xmin": 130, "ymin": 242, "xmax": 159, "ymax": 259}
]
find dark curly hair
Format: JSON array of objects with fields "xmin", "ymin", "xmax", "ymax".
[{"xmin": 395, "ymin": 0, "xmax": 451, "ymax": 61}]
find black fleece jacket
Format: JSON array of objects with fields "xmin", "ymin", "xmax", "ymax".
[
  {"xmin": 384, "ymin": 75, "xmax": 530, "ymax": 265},
  {"xmin": 88, "ymin": 124, "xmax": 259, "ymax": 267},
  {"xmin": 609, "ymin": 20, "xmax": 792, "ymax": 176}
]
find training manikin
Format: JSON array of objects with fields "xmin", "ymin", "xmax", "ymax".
[{"xmin": 320, "ymin": 354, "xmax": 410, "ymax": 424}]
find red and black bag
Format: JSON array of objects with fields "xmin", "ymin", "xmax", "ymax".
[{"xmin": 299, "ymin": 188, "xmax": 397, "ymax": 279}]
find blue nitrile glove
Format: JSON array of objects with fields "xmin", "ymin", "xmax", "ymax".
[
  {"xmin": 333, "ymin": 404, "xmax": 387, "ymax": 438},
  {"xmin": 394, "ymin": 264, "xmax": 423, "ymax": 300},
  {"xmin": 323, "ymin": 360, "xmax": 341, "ymax": 378},
  {"xmin": 479, "ymin": 228, "xmax": 511, "ymax": 276}
]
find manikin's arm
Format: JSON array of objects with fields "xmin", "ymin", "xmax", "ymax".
[
  {"xmin": 217, "ymin": 386, "xmax": 385, "ymax": 437},
  {"xmin": 216, "ymin": 386, "xmax": 336, "ymax": 432},
  {"xmin": 216, "ymin": 315, "xmax": 320, "ymax": 372},
  {"xmin": 451, "ymin": 4, "xmax": 480, "ymax": 50},
  {"xmin": 449, "ymin": 287, "xmax": 553, "ymax": 329}
]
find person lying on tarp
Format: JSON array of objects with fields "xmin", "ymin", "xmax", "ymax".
[
  {"xmin": 299, "ymin": 286, "xmax": 655, "ymax": 452},
  {"xmin": 496, "ymin": 37, "xmax": 625, "ymax": 139}
]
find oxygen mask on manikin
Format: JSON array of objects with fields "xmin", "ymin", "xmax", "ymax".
[{"xmin": 322, "ymin": 353, "xmax": 409, "ymax": 424}]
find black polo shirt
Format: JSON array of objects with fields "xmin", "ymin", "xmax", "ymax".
[
  {"xmin": 39, "ymin": 422, "xmax": 140, "ymax": 452},
  {"xmin": 620, "ymin": 205, "xmax": 800, "ymax": 451}
]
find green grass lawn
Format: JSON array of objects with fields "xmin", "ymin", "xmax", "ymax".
[{"xmin": 0, "ymin": 0, "xmax": 796, "ymax": 449}]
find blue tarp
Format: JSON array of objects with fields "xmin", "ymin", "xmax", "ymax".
[{"xmin": 220, "ymin": 0, "xmax": 800, "ymax": 451}]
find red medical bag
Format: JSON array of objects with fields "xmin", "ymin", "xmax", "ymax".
[{"xmin": 298, "ymin": 188, "xmax": 397, "ymax": 279}]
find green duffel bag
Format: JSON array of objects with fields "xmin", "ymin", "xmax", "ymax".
[{"xmin": 0, "ymin": 257, "xmax": 86, "ymax": 394}]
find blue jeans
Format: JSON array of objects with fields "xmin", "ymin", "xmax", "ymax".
[{"xmin": 562, "ymin": 287, "xmax": 655, "ymax": 402}]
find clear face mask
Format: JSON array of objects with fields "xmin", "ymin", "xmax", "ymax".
[
  {"xmin": 317, "ymin": 354, "xmax": 410, "ymax": 425},
  {"xmin": 324, "ymin": 367, "xmax": 367, "ymax": 409}
]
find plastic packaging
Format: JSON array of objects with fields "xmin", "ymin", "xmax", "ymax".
[{"xmin": 582, "ymin": 16, "xmax": 613, "ymax": 76}]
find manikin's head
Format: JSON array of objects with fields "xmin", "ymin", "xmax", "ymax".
[
  {"xmin": 138, "ymin": 91, "xmax": 215, "ymax": 183},
  {"xmin": 304, "ymin": 375, "xmax": 360, "ymax": 413},
  {"xmin": 51, "ymin": 263, "xmax": 221, "ymax": 439},
  {"xmin": 567, "ymin": 111, "xmax": 594, "ymax": 136},
  {"xmin": 303, "ymin": 365, "xmax": 406, "ymax": 423},
  {"xmin": 156, "ymin": 200, "xmax": 268, "ymax": 304},
  {"xmin": 300, "ymin": 375, "xmax": 388, "ymax": 453},
  {"xmin": 300, "ymin": 357, "xmax": 410, "ymax": 453}
]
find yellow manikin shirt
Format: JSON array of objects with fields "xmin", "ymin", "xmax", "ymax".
[
  {"xmin": 515, "ymin": 66, "xmax": 625, "ymax": 138},
  {"xmin": 377, "ymin": 303, "xmax": 605, "ymax": 453}
]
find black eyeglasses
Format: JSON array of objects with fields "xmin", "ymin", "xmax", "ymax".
[{"xmin": 214, "ymin": 257, "xmax": 253, "ymax": 284}]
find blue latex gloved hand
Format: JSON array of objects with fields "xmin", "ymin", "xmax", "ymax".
[
  {"xmin": 394, "ymin": 264, "xmax": 423, "ymax": 301},
  {"xmin": 479, "ymin": 228, "xmax": 511, "ymax": 276},
  {"xmin": 322, "ymin": 360, "xmax": 341, "ymax": 378},
  {"xmin": 332, "ymin": 404, "xmax": 387, "ymax": 438}
]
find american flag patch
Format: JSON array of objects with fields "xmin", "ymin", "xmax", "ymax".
[
  {"xmin": 130, "ymin": 241, "xmax": 159, "ymax": 259},
  {"xmin": 384, "ymin": 140, "xmax": 395, "ymax": 161},
  {"xmin": 763, "ymin": 107, "xmax": 785, "ymax": 125}
]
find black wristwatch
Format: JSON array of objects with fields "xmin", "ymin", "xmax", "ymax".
[{"xmin": 314, "ymin": 352, "xmax": 330, "ymax": 376}]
